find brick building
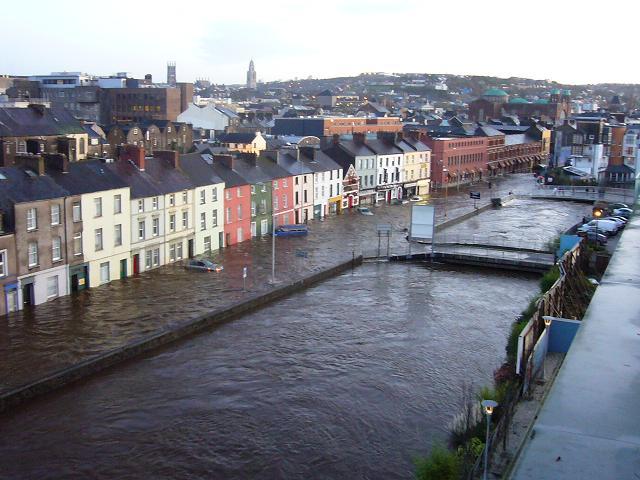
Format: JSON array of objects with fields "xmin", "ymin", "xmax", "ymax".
[
  {"xmin": 272, "ymin": 116, "xmax": 402, "ymax": 137},
  {"xmin": 422, "ymin": 136, "xmax": 489, "ymax": 188},
  {"xmin": 100, "ymin": 86, "xmax": 187, "ymax": 124},
  {"xmin": 469, "ymin": 88, "xmax": 571, "ymax": 123}
]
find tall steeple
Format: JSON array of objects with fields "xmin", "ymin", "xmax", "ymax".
[{"xmin": 246, "ymin": 59, "xmax": 257, "ymax": 89}]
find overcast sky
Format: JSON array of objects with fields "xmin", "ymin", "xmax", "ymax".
[{"xmin": 2, "ymin": 0, "xmax": 638, "ymax": 85}]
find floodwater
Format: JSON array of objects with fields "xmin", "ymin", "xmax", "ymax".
[
  {"xmin": 1, "ymin": 262, "xmax": 539, "ymax": 480},
  {"xmin": 0, "ymin": 174, "xmax": 591, "ymax": 479}
]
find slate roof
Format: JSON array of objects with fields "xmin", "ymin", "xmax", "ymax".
[
  {"xmin": 298, "ymin": 149, "xmax": 342, "ymax": 173},
  {"xmin": 275, "ymin": 151, "xmax": 314, "ymax": 176},
  {"xmin": 317, "ymin": 89, "xmax": 334, "ymax": 96},
  {"xmin": 47, "ymin": 160, "xmax": 128, "ymax": 195},
  {"xmin": 256, "ymin": 155, "xmax": 292, "ymax": 180},
  {"xmin": 105, "ymin": 160, "xmax": 161, "ymax": 199},
  {"xmin": 143, "ymin": 157, "xmax": 194, "ymax": 194},
  {"xmin": 200, "ymin": 154, "xmax": 250, "ymax": 188},
  {"xmin": 217, "ymin": 132, "xmax": 259, "ymax": 144},
  {"xmin": 0, "ymin": 166, "xmax": 68, "ymax": 204},
  {"xmin": 0, "ymin": 105, "xmax": 85, "ymax": 137},
  {"xmin": 179, "ymin": 153, "xmax": 225, "ymax": 188},
  {"xmin": 475, "ymin": 125, "xmax": 505, "ymax": 137},
  {"xmin": 215, "ymin": 106, "xmax": 240, "ymax": 119},
  {"xmin": 399, "ymin": 137, "xmax": 431, "ymax": 152}
]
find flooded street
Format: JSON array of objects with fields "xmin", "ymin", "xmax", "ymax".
[
  {"xmin": 0, "ymin": 174, "xmax": 592, "ymax": 479},
  {"xmin": 1, "ymin": 262, "xmax": 539, "ymax": 480}
]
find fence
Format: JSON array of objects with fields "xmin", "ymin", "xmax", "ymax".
[
  {"xmin": 433, "ymin": 233, "xmax": 552, "ymax": 253},
  {"xmin": 525, "ymin": 185, "xmax": 635, "ymax": 203}
]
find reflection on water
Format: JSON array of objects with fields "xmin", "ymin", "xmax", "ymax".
[{"xmin": 0, "ymin": 262, "xmax": 539, "ymax": 480}]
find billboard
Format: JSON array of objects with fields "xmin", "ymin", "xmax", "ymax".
[{"xmin": 409, "ymin": 205, "xmax": 435, "ymax": 242}]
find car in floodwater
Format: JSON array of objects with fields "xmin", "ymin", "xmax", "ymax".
[
  {"xmin": 409, "ymin": 195, "xmax": 421, "ymax": 202},
  {"xmin": 274, "ymin": 224, "xmax": 308, "ymax": 237},
  {"xmin": 185, "ymin": 259, "xmax": 224, "ymax": 272},
  {"xmin": 357, "ymin": 207, "xmax": 374, "ymax": 216}
]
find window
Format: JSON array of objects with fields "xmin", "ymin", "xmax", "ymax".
[
  {"xmin": 95, "ymin": 228, "xmax": 104, "ymax": 251},
  {"xmin": 204, "ymin": 236, "xmax": 211, "ymax": 252},
  {"xmin": 52, "ymin": 236, "xmax": 62, "ymax": 261},
  {"xmin": 237, "ymin": 187, "xmax": 242, "ymax": 198},
  {"xmin": 114, "ymin": 194, "xmax": 122, "ymax": 214},
  {"xmin": 182, "ymin": 191, "xmax": 188, "ymax": 203},
  {"xmin": 152, "ymin": 197, "xmax": 159, "ymax": 210},
  {"xmin": 72, "ymin": 202, "xmax": 81, "ymax": 222},
  {"xmin": 47, "ymin": 276, "xmax": 59, "ymax": 298},
  {"xmin": 94, "ymin": 197, "xmax": 102, "ymax": 217},
  {"xmin": 100, "ymin": 262, "xmax": 110, "ymax": 284},
  {"xmin": 283, "ymin": 178, "xmax": 288, "ymax": 187},
  {"xmin": 212, "ymin": 210, "xmax": 218, "ymax": 227},
  {"xmin": 138, "ymin": 220, "xmax": 146, "ymax": 240},
  {"xmin": 283, "ymin": 194, "xmax": 288, "ymax": 209},
  {"xmin": 51, "ymin": 204, "xmax": 61, "ymax": 225},
  {"xmin": 169, "ymin": 194, "xmax": 175, "ymax": 206},
  {"xmin": 273, "ymin": 180, "xmax": 278, "ymax": 190},
  {"xmin": 274, "ymin": 195, "xmax": 279, "ymax": 210},
  {"xmin": 169, "ymin": 214, "xmax": 176, "ymax": 231},
  {"xmin": 74, "ymin": 232, "xmax": 82, "ymax": 255},
  {"xmin": 251, "ymin": 185, "xmax": 256, "ymax": 194},
  {"xmin": 212, "ymin": 187, "xmax": 218, "ymax": 202},
  {"xmin": 226, "ymin": 207, "xmax": 231, "ymax": 224},
  {"xmin": 27, "ymin": 208, "xmax": 37, "ymax": 231},
  {"xmin": 138, "ymin": 199, "xmax": 144, "ymax": 213},
  {"xmin": 237, "ymin": 204, "xmax": 242, "ymax": 220},
  {"xmin": 152, "ymin": 248, "xmax": 160, "ymax": 266},
  {"xmin": 200, "ymin": 212, "xmax": 206, "ymax": 230},
  {"xmin": 152, "ymin": 217, "xmax": 159, "ymax": 236},
  {"xmin": 0, "ymin": 250, "xmax": 7, "ymax": 276},
  {"xmin": 114, "ymin": 224, "xmax": 122, "ymax": 246},
  {"xmin": 176, "ymin": 242, "xmax": 183, "ymax": 260},
  {"xmin": 260, "ymin": 199, "xmax": 266, "ymax": 214},
  {"xmin": 225, "ymin": 189, "xmax": 231, "ymax": 200},
  {"xmin": 304, "ymin": 176, "xmax": 308, "ymax": 184},
  {"xmin": 28, "ymin": 242, "xmax": 38, "ymax": 267},
  {"xmin": 200, "ymin": 190, "xmax": 206, "ymax": 205},
  {"xmin": 182, "ymin": 211, "xmax": 188, "ymax": 228},
  {"xmin": 169, "ymin": 243, "xmax": 176, "ymax": 262},
  {"xmin": 303, "ymin": 190, "xmax": 308, "ymax": 203},
  {"xmin": 251, "ymin": 201, "xmax": 256, "ymax": 217},
  {"xmin": 145, "ymin": 250, "xmax": 152, "ymax": 270}
]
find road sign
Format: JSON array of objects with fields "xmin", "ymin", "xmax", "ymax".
[{"xmin": 470, "ymin": 192, "xmax": 481, "ymax": 199}]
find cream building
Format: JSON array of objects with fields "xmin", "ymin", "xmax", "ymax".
[{"xmin": 399, "ymin": 136, "xmax": 431, "ymax": 196}]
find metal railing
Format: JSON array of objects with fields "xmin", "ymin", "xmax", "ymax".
[
  {"xmin": 524, "ymin": 185, "xmax": 635, "ymax": 203},
  {"xmin": 433, "ymin": 233, "xmax": 551, "ymax": 253}
]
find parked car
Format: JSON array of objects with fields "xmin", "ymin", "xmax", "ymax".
[
  {"xmin": 613, "ymin": 207, "xmax": 632, "ymax": 218},
  {"xmin": 185, "ymin": 259, "xmax": 224, "ymax": 272},
  {"xmin": 391, "ymin": 198, "xmax": 409, "ymax": 205},
  {"xmin": 577, "ymin": 229, "xmax": 608, "ymax": 245},
  {"xmin": 609, "ymin": 203, "xmax": 629, "ymax": 210},
  {"xmin": 274, "ymin": 224, "xmax": 308, "ymax": 237},
  {"xmin": 357, "ymin": 206, "xmax": 374, "ymax": 216},
  {"xmin": 409, "ymin": 195, "xmax": 421, "ymax": 202},
  {"xmin": 583, "ymin": 219, "xmax": 619, "ymax": 236},
  {"xmin": 602, "ymin": 217, "xmax": 626, "ymax": 228}
]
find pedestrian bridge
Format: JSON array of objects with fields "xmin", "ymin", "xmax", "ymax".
[
  {"xmin": 521, "ymin": 185, "xmax": 635, "ymax": 204},
  {"xmin": 432, "ymin": 233, "xmax": 553, "ymax": 254}
]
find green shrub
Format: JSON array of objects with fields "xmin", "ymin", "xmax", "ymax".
[
  {"xmin": 540, "ymin": 265, "xmax": 560, "ymax": 293},
  {"xmin": 415, "ymin": 445, "xmax": 460, "ymax": 480}
]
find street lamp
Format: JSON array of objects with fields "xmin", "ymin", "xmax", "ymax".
[
  {"xmin": 443, "ymin": 167, "xmax": 449, "ymax": 218},
  {"xmin": 593, "ymin": 209, "xmax": 602, "ymax": 248},
  {"xmin": 481, "ymin": 399, "xmax": 498, "ymax": 480}
]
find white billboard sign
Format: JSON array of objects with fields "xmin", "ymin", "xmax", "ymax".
[{"xmin": 409, "ymin": 205, "xmax": 435, "ymax": 242}]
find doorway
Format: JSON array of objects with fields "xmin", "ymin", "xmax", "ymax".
[
  {"xmin": 120, "ymin": 259, "xmax": 127, "ymax": 279},
  {"xmin": 219, "ymin": 231, "xmax": 224, "ymax": 249},
  {"xmin": 133, "ymin": 254, "xmax": 140, "ymax": 275},
  {"xmin": 188, "ymin": 239, "xmax": 194, "ymax": 258},
  {"xmin": 22, "ymin": 282, "xmax": 34, "ymax": 307}
]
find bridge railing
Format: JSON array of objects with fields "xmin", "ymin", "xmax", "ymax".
[
  {"xmin": 523, "ymin": 185, "xmax": 635, "ymax": 203},
  {"xmin": 431, "ymin": 244, "xmax": 554, "ymax": 264},
  {"xmin": 433, "ymin": 233, "xmax": 551, "ymax": 253}
]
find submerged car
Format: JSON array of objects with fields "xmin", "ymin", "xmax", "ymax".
[
  {"xmin": 186, "ymin": 259, "xmax": 224, "ymax": 272},
  {"xmin": 357, "ymin": 207, "xmax": 374, "ymax": 216},
  {"xmin": 409, "ymin": 195, "xmax": 421, "ymax": 202}
]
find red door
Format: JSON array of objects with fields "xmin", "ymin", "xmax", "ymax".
[
  {"xmin": 348, "ymin": 195, "xmax": 353, "ymax": 208},
  {"xmin": 133, "ymin": 254, "xmax": 140, "ymax": 275}
]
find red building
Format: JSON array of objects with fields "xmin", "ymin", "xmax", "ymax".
[
  {"xmin": 209, "ymin": 155, "xmax": 251, "ymax": 246},
  {"xmin": 423, "ymin": 136, "xmax": 489, "ymax": 188}
]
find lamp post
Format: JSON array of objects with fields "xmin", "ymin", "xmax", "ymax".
[
  {"xmin": 443, "ymin": 167, "xmax": 449, "ymax": 218},
  {"xmin": 543, "ymin": 316, "xmax": 552, "ymax": 381},
  {"xmin": 481, "ymin": 399, "xmax": 498, "ymax": 480},
  {"xmin": 593, "ymin": 209, "xmax": 602, "ymax": 248}
]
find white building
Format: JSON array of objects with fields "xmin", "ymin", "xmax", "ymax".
[
  {"xmin": 568, "ymin": 143, "xmax": 606, "ymax": 178},
  {"xmin": 367, "ymin": 137, "xmax": 404, "ymax": 203},
  {"xmin": 177, "ymin": 103, "xmax": 240, "ymax": 136},
  {"xmin": 304, "ymin": 150, "xmax": 343, "ymax": 218}
]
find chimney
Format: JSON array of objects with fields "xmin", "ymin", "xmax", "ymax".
[
  {"xmin": 119, "ymin": 144, "xmax": 145, "ymax": 171},
  {"xmin": 214, "ymin": 154, "xmax": 234, "ymax": 170},
  {"xmin": 43, "ymin": 153, "xmax": 69, "ymax": 173},
  {"xmin": 153, "ymin": 150, "xmax": 180, "ymax": 169},
  {"xmin": 409, "ymin": 130, "xmax": 419, "ymax": 142},
  {"xmin": 14, "ymin": 154, "xmax": 45, "ymax": 176},
  {"xmin": 353, "ymin": 132, "xmax": 365, "ymax": 145},
  {"xmin": 239, "ymin": 152, "xmax": 257, "ymax": 167}
]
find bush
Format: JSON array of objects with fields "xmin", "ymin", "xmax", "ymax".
[
  {"xmin": 539, "ymin": 265, "xmax": 560, "ymax": 293},
  {"xmin": 415, "ymin": 445, "xmax": 461, "ymax": 480}
]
